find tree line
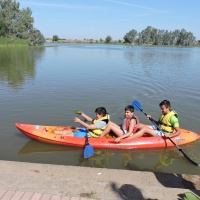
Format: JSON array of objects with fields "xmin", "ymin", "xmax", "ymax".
[
  {"xmin": 123, "ymin": 26, "xmax": 197, "ymax": 46},
  {"xmin": 103, "ymin": 27, "xmax": 198, "ymax": 46},
  {"xmin": 4, "ymin": 0, "xmax": 195, "ymax": 47},
  {"xmin": 0, "ymin": 0, "xmax": 45, "ymax": 45},
  {"xmin": 52, "ymin": 27, "xmax": 199, "ymax": 46}
]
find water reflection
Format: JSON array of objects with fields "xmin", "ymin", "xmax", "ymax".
[
  {"xmin": 153, "ymin": 151, "xmax": 179, "ymax": 170},
  {"xmin": 0, "ymin": 47, "xmax": 45, "ymax": 89},
  {"xmin": 19, "ymin": 139, "xmax": 174, "ymax": 170},
  {"xmin": 77, "ymin": 150, "xmax": 114, "ymax": 168},
  {"xmin": 121, "ymin": 151, "xmax": 144, "ymax": 167},
  {"xmin": 18, "ymin": 138, "xmax": 200, "ymax": 174},
  {"xmin": 122, "ymin": 149, "xmax": 179, "ymax": 172},
  {"xmin": 19, "ymin": 140, "xmax": 80, "ymax": 155}
]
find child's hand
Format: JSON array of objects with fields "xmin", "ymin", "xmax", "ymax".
[
  {"xmin": 114, "ymin": 138, "xmax": 121, "ymax": 143},
  {"xmin": 163, "ymin": 133, "xmax": 171, "ymax": 138},
  {"xmin": 74, "ymin": 117, "xmax": 81, "ymax": 123},
  {"xmin": 74, "ymin": 110, "xmax": 82, "ymax": 115},
  {"xmin": 146, "ymin": 115, "xmax": 152, "ymax": 119}
]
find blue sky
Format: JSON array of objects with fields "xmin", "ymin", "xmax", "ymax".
[{"xmin": 18, "ymin": 0, "xmax": 200, "ymax": 40}]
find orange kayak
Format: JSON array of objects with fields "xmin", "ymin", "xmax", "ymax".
[{"xmin": 16, "ymin": 123, "xmax": 200, "ymax": 149}]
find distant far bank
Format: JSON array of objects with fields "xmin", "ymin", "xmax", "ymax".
[
  {"xmin": 1, "ymin": 37, "xmax": 199, "ymax": 47},
  {"xmin": 45, "ymin": 39, "xmax": 200, "ymax": 48},
  {"xmin": 45, "ymin": 39, "xmax": 120, "ymax": 44}
]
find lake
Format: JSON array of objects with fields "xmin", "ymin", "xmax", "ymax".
[{"xmin": 0, "ymin": 43, "xmax": 200, "ymax": 175}]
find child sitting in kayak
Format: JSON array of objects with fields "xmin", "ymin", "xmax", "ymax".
[
  {"xmin": 52, "ymin": 107, "xmax": 110, "ymax": 138},
  {"xmin": 129, "ymin": 100, "xmax": 181, "ymax": 139},
  {"xmin": 100, "ymin": 105, "xmax": 140, "ymax": 142}
]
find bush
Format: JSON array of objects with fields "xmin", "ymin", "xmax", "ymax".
[{"xmin": 0, "ymin": 37, "xmax": 28, "ymax": 46}]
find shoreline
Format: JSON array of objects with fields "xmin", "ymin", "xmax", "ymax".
[{"xmin": 0, "ymin": 160, "xmax": 200, "ymax": 199}]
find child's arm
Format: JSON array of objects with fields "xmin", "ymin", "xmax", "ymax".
[
  {"xmin": 74, "ymin": 117, "xmax": 97, "ymax": 129},
  {"xmin": 81, "ymin": 113, "xmax": 93, "ymax": 122},
  {"xmin": 74, "ymin": 110, "xmax": 93, "ymax": 122}
]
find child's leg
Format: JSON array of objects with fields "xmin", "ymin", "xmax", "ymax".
[
  {"xmin": 130, "ymin": 127, "xmax": 157, "ymax": 138},
  {"xmin": 108, "ymin": 121, "xmax": 120, "ymax": 127},
  {"xmin": 137, "ymin": 123, "xmax": 150, "ymax": 129},
  {"xmin": 100, "ymin": 124, "xmax": 111, "ymax": 137},
  {"xmin": 109, "ymin": 124, "xmax": 124, "ymax": 137}
]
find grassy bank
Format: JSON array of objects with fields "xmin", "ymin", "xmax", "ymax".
[{"xmin": 0, "ymin": 37, "xmax": 28, "ymax": 47}]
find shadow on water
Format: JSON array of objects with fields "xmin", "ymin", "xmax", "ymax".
[{"xmin": 0, "ymin": 47, "xmax": 45, "ymax": 89}]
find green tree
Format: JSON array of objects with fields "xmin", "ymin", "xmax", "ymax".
[
  {"xmin": 153, "ymin": 30, "xmax": 162, "ymax": 45},
  {"xmin": 52, "ymin": 35, "xmax": 59, "ymax": 41},
  {"xmin": 105, "ymin": 35, "xmax": 112, "ymax": 43},
  {"xmin": 123, "ymin": 29, "xmax": 137, "ymax": 44},
  {"xmin": 99, "ymin": 38, "xmax": 103, "ymax": 43},
  {"xmin": 171, "ymin": 29, "xmax": 180, "ymax": 45},
  {"xmin": 135, "ymin": 33, "xmax": 142, "ymax": 45},
  {"xmin": 0, "ymin": 0, "xmax": 45, "ymax": 45},
  {"xmin": 176, "ymin": 29, "xmax": 196, "ymax": 46},
  {"xmin": 140, "ymin": 26, "xmax": 153, "ymax": 44},
  {"xmin": 0, "ymin": 20, "xmax": 7, "ymax": 36},
  {"xmin": 150, "ymin": 28, "xmax": 158, "ymax": 45},
  {"xmin": 28, "ymin": 28, "xmax": 45, "ymax": 45},
  {"xmin": 186, "ymin": 32, "xmax": 196, "ymax": 46},
  {"xmin": 134, "ymin": 26, "xmax": 196, "ymax": 46}
]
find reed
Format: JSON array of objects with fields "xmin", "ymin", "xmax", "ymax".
[{"xmin": 0, "ymin": 37, "xmax": 28, "ymax": 47}]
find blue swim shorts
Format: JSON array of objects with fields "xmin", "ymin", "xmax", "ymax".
[{"xmin": 73, "ymin": 128, "xmax": 88, "ymax": 138}]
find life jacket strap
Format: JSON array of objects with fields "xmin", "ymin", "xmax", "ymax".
[
  {"xmin": 159, "ymin": 121, "xmax": 173, "ymax": 127},
  {"xmin": 89, "ymin": 130, "xmax": 101, "ymax": 137}
]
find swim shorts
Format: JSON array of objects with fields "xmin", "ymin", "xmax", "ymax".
[{"xmin": 149, "ymin": 125, "xmax": 164, "ymax": 136}]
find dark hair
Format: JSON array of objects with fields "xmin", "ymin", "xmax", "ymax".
[
  {"xmin": 125, "ymin": 105, "xmax": 134, "ymax": 112},
  {"xmin": 159, "ymin": 100, "xmax": 171, "ymax": 108},
  {"xmin": 95, "ymin": 107, "xmax": 107, "ymax": 117}
]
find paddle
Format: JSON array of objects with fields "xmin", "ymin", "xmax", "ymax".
[
  {"xmin": 84, "ymin": 132, "xmax": 94, "ymax": 158},
  {"xmin": 74, "ymin": 110, "xmax": 94, "ymax": 158},
  {"xmin": 132, "ymin": 100, "xmax": 200, "ymax": 166}
]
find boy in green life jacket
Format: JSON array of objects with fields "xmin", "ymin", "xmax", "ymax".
[{"xmin": 129, "ymin": 100, "xmax": 181, "ymax": 139}]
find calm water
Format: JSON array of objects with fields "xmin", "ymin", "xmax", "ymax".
[{"xmin": 0, "ymin": 43, "xmax": 200, "ymax": 175}]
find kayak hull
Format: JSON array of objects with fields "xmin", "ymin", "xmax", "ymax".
[{"xmin": 16, "ymin": 123, "xmax": 200, "ymax": 149}]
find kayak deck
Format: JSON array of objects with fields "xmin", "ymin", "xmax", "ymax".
[{"xmin": 16, "ymin": 123, "xmax": 200, "ymax": 149}]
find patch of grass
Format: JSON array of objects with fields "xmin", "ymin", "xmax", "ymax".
[
  {"xmin": 80, "ymin": 191, "xmax": 100, "ymax": 200},
  {"xmin": 0, "ymin": 37, "xmax": 28, "ymax": 47}
]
